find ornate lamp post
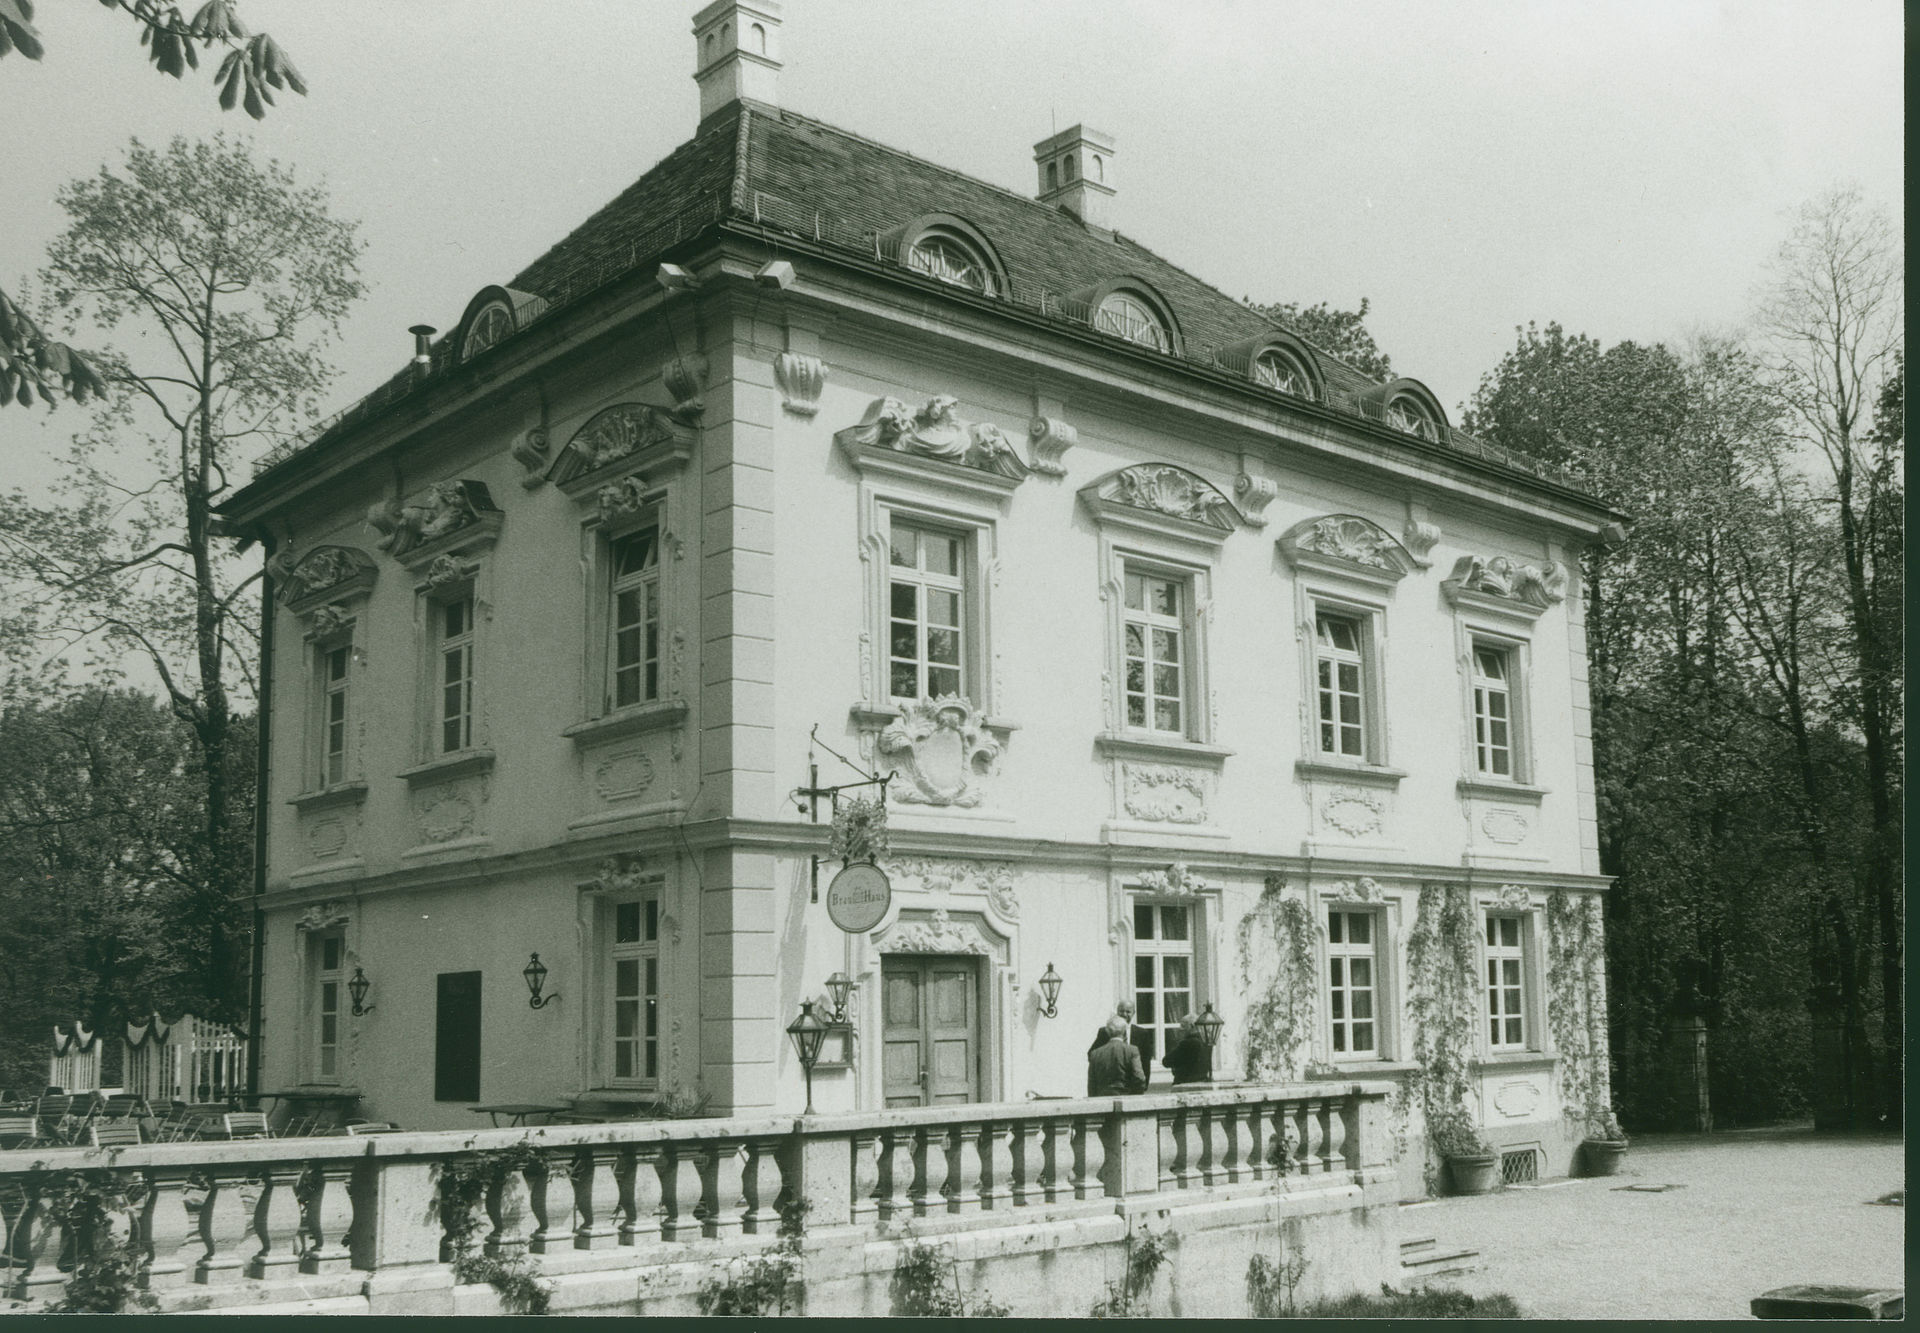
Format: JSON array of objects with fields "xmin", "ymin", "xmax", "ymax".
[
  {"xmin": 786, "ymin": 1001, "xmax": 829, "ymax": 1115},
  {"xmin": 1037, "ymin": 962, "xmax": 1063, "ymax": 1019},
  {"xmin": 523, "ymin": 953, "xmax": 558, "ymax": 1010},
  {"xmin": 1195, "ymin": 1003, "xmax": 1225, "ymax": 1049},
  {"xmin": 347, "ymin": 967, "xmax": 374, "ymax": 1017}
]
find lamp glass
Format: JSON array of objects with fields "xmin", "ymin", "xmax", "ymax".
[
  {"xmin": 523, "ymin": 953, "xmax": 548, "ymax": 998},
  {"xmin": 825, "ymin": 972, "xmax": 853, "ymax": 1022},
  {"xmin": 786, "ymin": 1000, "xmax": 829, "ymax": 1068},
  {"xmin": 1037, "ymin": 962, "xmax": 1063, "ymax": 1014},
  {"xmin": 348, "ymin": 968, "xmax": 370, "ymax": 1010},
  {"xmin": 1196, "ymin": 1002, "xmax": 1225, "ymax": 1047}
]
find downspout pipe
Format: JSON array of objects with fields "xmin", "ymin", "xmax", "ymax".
[{"xmin": 247, "ymin": 536, "xmax": 275, "ymax": 1100}]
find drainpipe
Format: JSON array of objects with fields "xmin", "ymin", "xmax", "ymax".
[{"xmin": 246, "ymin": 534, "xmax": 275, "ymax": 1100}]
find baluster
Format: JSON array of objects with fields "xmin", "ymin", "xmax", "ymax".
[
  {"xmin": 945, "ymin": 1124, "xmax": 982, "ymax": 1214},
  {"xmin": 877, "ymin": 1129, "xmax": 913, "ymax": 1221},
  {"xmin": 996, "ymin": 1121, "xmax": 1028, "ymax": 1209},
  {"xmin": 1219, "ymin": 1104, "xmax": 1246, "ymax": 1184},
  {"xmin": 850, "ymin": 1132, "xmax": 883, "ymax": 1226},
  {"xmin": 1317, "ymin": 1101, "xmax": 1338, "ymax": 1174},
  {"xmin": 1307, "ymin": 1099, "xmax": 1330, "ymax": 1174},
  {"xmin": 1172, "ymin": 1109, "xmax": 1200, "ymax": 1189},
  {"xmin": 8, "ymin": 1180, "xmax": 64, "ymax": 1301},
  {"xmin": 701, "ymin": 1140, "xmax": 744, "ymax": 1240},
  {"xmin": 740, "ymin": 1138, "xmax": 782, "ymax": 1234},
  {"xmin": 1071, "ymin": 1116, "xmax": 1106, "ymax": 1200},
  {"xmin": 247, "ymin": 1163, "xmax": 306, "ymax": 1278},
  {"xmin": 485, "ymin": 1162, "xmax": 532, "ymax": 1258},
  {"xmin": 663, "ymin": 1143, "xmax": 706, "ymax": 1243},
  {"xmin": 298, "ymin": 1163, "xmax": 353, "ymax": 1274},
  {"xmin": 1290, "ymin": 1100, "xmax": 1313, "ymax": 1174},
  {"xmin": 193, "ymin": 1168, "xmax": 251, "ymax": 1284},
  {"xmin": 525, "ymin": 1155, "xmax": 561, "ymax": 1254},
  {"xmin": 1325, "ymin": 1100, "xmax": 1348, "ymax": 1172},
  {"xmin": 907, "ymin": 1126, "xmax": 940, "ymax": 1217},
  {"xmin": 1270, "ymin": 1102, "xmax": 1296, "ymax": 1175},
  {"xmin": 571, "ymin": 1147, "xmax": 621, "ymax": 1250},
  {"xmin": 1156, "ymin": 1112, "xmax": 1178, "ymax": 1192},
  {"xmin": 1243, "ymin": 1102, "xmax": 1268, "ymax": 1182},
  {"xmin": 625, "ymin": 1147, "xmax": 664, "ymax": 1246},
  {"xmin": 139, "ymin": 1169, "xmax": 198, "ymax": 1290}
]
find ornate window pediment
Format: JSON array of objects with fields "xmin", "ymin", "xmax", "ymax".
[
  {"xmin": 1278, "ymin": 514, "xmax": 1418, "ymax": 587},
  {"xmin": 366, "ymin": 479, "xmax": 503, "ymax": 571},
  {"xmin": 269, "ymin": 544, "xmax": 378, "ymax": 614},
  {"xmin": 834, "ymin": 395, "xmax": 1032, "ymax": 497},
  {"xmin": 552, "ymin": 403, "xmax": 695, "ymax": 503},
  {"xmin": 878, "ymin": 695, "xmax": 1004, "ymax": 808},
  {"xmin": 872, "ymin": 907, "xmax": 994, "ymax": 955},
  {"xmin": 1079, "ymin": 464, "xmax": 1240, "ymax": 546},
  {"xmin": 1442, "ymin": 553, "xmax": 1566, "ymax": 619}
]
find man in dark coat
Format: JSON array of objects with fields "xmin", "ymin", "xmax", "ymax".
[
  {"xmin": 1165, "ymin": 1013, "xmax": 1214, "ymax": 1086},
  {"xmin": 1087, "ymin": 1019, "xmax": 1147, "ymax": 1096},
  {"xmin": 1088, "ymin": 1000, "xmax": 1155, "ymax": 1083}
]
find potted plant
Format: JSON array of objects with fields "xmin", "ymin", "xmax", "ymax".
[
  {"xmin": 1580, "ymin": 1110, "xmax": 1629, "ymax": 1176},
  {"xmin": 1431, "ymin": 1108, "xmax": 1500, "ymax": 1195}
]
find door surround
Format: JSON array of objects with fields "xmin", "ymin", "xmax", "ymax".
[{"xmin": 858, "ymin": 906, "xmax": 1012, "ymax": 1107}]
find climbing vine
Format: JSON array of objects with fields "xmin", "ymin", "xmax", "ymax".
[
  {"xmin": 1547, "ymin": 890, "xmax": 1617, "ymax": 1137},
  {"xmin": 1236, "ymin": 873, "xmax": 1319, "ymax": 1080},
  {"xmin": 435, "ymin": 1141, "xmax": 555, "ymax": 1315},
  {"xmin": 35, "ymin": 1169, "xmax": 157, "ymax": 1313},
  {"xmin": 1088, "ymin": 1224, "xmax": 1169, "ymax": 1318},
  {"xmin": 1405, "ymin": 882, "xmax": 1485, "ymax": 1185}
]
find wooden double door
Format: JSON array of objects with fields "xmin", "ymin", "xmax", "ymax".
[{"xmin": 881, "ymin": 955, "xmax": 982, "ymax": 1107}]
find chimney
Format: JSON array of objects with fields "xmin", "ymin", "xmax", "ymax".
[
  {"xmin": 1034, "ymin": 124, "xmax": 1117, "ymax": 233},
  {"xmin": 408, "ymin": 324, "xmax": 436, "ymax": 377},
  {"xmin": 692, "ymin": 0, "xmax": 782, "ymax": 124}
]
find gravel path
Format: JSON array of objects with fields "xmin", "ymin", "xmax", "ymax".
[{"xmin": 1407, "ymin": 1127, "xmax": 1905, "ymax": 1320}]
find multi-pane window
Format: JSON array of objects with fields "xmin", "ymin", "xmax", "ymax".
[
  {"xmin": 1096, "ymin": 292, "xmax": 1171, "ymax": 352},
  {"xmin": 610, "ymin": 892, "xmax": 661, "ymax": 1084},
  {"xmin": 907, "ymin": 233, "xmax": 993, "ymax": 295},
  {"xmin": 888, "ymin": 519, "xmax": 966, "ymax": 701},
  {"xmin": 1254, "ymin": 348, "xmax": 1308, "ymax": 396},
  {"xmin": 1471, "ymin": 643, "xmax": 1513, "ymax": 777},
  {"xmin": 315, "ymin": 933, "xmax": 343, "ymax": 1082},
  {"xmin": 1327, "ymin": 909, "xmax": 1377, "ymax": 1057},
  {"xmin": 1132, "ymin": 901, "xmax": 1194, "ymax": 1062},
  {"xmin": 1123, "ymin": 569, "xmax": 1186, "ymax": 735},
  {"xmin": 1486, "ymin": 914, "xmax": 1526, "ymax": 1048},
  {"xmin": 321, "ymin": 641, "xmax": 350, "ymax": 786},
  {"xmin": 609, "ymin": 527, "xmax": 661, "ymax": 710},
  {"xmin": 1315, "ymin": 611, "xmax": 1366, "ymax": 758},
  {"xmin": 439, "ymin": 595, "xmax": 475, "ymax": 753}
]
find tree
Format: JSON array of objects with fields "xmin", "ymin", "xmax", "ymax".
[
  {"xmin": 1245, "ymin": 296, "xmax": 1394, "ymax": 381},
  {"xmin": 1752, "ymin": 188, "xmax": 1904, "ymax": 1123},
  {"xmin": 0, "ymin": 134, "xmax": 363, "ymax": 1019}
]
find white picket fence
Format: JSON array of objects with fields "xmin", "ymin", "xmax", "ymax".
[{"xmin": 45, "ymin": 1014, "xmax": 247, "ymax": 1103}]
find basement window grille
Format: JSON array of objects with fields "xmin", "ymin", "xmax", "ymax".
[{"xmin": 1500, "ymin": 1148, "xmax": 1540, "ymax": 1185}]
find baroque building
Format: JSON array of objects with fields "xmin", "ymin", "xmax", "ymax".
[{"xmin": 217, "ymin": 1, "xmax": 1621, "ymax": 1192}]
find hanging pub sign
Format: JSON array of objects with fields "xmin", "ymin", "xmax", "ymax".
[{"xmin": 826, "ymin": 862, "xmax": 891, "ymax": 933}]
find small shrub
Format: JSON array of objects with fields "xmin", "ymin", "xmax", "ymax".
[
  {"xmin": 1246, "ymin": 1243, "xmax": 1309, "ymax": 1318},
  {"xmin": 697, "ymin": 1198, "xmax": 809, "ymax": 1316},
  {"xmin": 1304, "ymin": 1284, "xmax": 1523, "ymax": 1318},
  {"xmin": 435, "ymin": 1142, "xmax": 555, "ymax": 1315},
  {"xmin": 1089, "ymin": 1226, "xmax": 1169, "ymax": 1318},
  {"xmin": 890, "ymin": 1228, "xmax": 1008, "ymax": 1317},
  {"xmin": 39, "ymin": 1169, "xmax": 157, "ymax": 1314}
]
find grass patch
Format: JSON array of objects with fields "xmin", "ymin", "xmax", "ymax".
[{"xmin": 1301, "ymin": 1285, "xmax": 1523, "ymax": 1318}]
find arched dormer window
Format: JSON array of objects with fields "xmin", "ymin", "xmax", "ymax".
[
  {"xmin": 890, "ymin": 214, "xmax": 1006, "ymax": 299},
  {"xmin": 1217, "ymin": 330, "xmax": 1322, "ymax": 401},
  {"xmin": 1096, "ymin": 291, "xmax": 1169, "ymax": 352},
  {"xmin": 1356, "ymin": 377, "xmax": 1447, "ymax": 443},
  {"xmin": 463, "ymin": 303, "xmax": 513, "ymax": 360},
  {"xmin": 1385, "ymin": 396, "xmax": 1437, "ymax": 440},
  {"xmin": 1254, "ymin": 347, "xmax": 1312, "ymax": 396},
  {"xmin": 454, "ymin": 284, "xmax": 551, "ymax": 365}
]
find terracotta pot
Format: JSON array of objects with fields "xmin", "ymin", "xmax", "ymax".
[
  {"xmin": 1582, "ymin": 1138, "xmax": 1628, "ymax": 1176},
  {"xmin": 1445, "ymin": 1152, "xmax": 1500, "ymax": 1195}
]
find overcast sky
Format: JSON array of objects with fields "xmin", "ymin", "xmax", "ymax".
[{"xmin": 0, "ymin": 0, "xmax": 1904, "ymax": 476}]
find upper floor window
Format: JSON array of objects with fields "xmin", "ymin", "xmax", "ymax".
[
  {"xmin": 610, "ymin": 526, "xmax": 662, "ymax": 710},
  {"xmin": 438, "ymin": 594, "xmax": 476, "ymax": 754},
  {"xmin": 906, "ymin": 231, "xmax": 995, "ymax": 296},
  {"xmin": 1471, "ymin": 642, "xmax": 1514, "ymax": 778},
  {"xmin": 1315, "ymin": 611, "xmax": 1368, "ymax": 759},
  {"xmin": 462, "ymin": 302, "xmax": 513, "ymax": 361},
  {"xmin": 1385, "ymin": 394, "xmax": 1439, "ymax": 441},
  {"xmin": 889, "ymin": 518, "xmax": 967, "ymax": 701},
  {"xmin": 1096, "ymin": 292, "xmax": 1171, "ymax": 353},
  {"xmin": 320, "ymin": 640, "xmax": 351, "ymax": 787},
  {"xmin": 1123, "ymin": 568, "xmax": 1188, "ymax": 736},
  {"xmin": 1254, "ymin": 348, "xmax": 1310, "ymax": 396}
]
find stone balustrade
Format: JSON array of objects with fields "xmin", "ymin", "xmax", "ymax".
[{"xmin": 0, "ymin": 1081, "xmax": 1394, "ymax": 1314}]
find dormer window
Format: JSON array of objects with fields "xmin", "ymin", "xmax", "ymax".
[
  {"xmin": 906, "ymin": 231, "xmax": 995, "ymax": 296},
  {"xmin": 1254, "ymin": 348, "xmax": 1310, "ymax": 396},
  {"xmin": 462, "ymin": 302, "xmax": 513, "ymax": 361},
  {"xmin": 1385, "ymin": 395, "xmax": 1439, "ymax": 441},
  {"xmin": 1096, "ymin": 291, "xmax": 1170, "ymax": 352}
]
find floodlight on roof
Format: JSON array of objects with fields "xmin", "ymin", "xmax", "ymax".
[{"xmin": 657, "ymin": 263, "xmax": 702, "ymax": 292}]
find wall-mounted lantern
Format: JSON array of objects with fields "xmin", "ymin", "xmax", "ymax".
[
  {"xmin": 348, "ymin": 967, "xmax": 375, "ymax": 1017},
  {"xmin": 523, "ymin": 953, "xmax": 558, "ymax": 1010},
  {"xmin": 1195, "ymin": 1003, "xmax": 1225, "ymax": 1049},
  {"xmin": 1037, "ymin": 962, "xmax": 1063, "ymax": 1019},
  {"xmin": 825, "ymin": 972, "xmax": 854, "ymax": 1024},
  {"xmin": 786, "ymin": 1000, "xmax": 829, "ymax": 1115}
]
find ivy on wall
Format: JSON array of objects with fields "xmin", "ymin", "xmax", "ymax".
[
  {"xmin": 1547, "ymin": 890, "xmax": 1613, "ymax": 1132},
  {"xmin": 1235, "ymin": 874, "xmax": 1319, "ymax": 1081},
  {"xmin": 1405, "ymin": 882, "xmax": 1482, "ymax": 1184}
]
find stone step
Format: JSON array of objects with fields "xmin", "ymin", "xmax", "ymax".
[
  {"xmin": 1400, "ymin": 1237, "xmax": 1483, "ymax": 1288},
  {"xmin": 1399, "ymin": 1236, "xmax": 1437, "ymax": 1257}
]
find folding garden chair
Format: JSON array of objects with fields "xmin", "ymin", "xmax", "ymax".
[
  {"xmin": 344, "ymin": 1121, "xmax": 401, "ymax": 1135},
  {"xmin": 0, "ymin": 1115, "xmax": 43, "ymax": 1150},
  {"xmin": 33, "ymin": 1095, "xmax": 76, "ymax": 1144},
  {"xmin": 223, "ymin": 1111, "xmax": 272, "ymax": 1140},
  {"xmin": 87, "ymin": 1120, "xmax": 143, "ymax": 1150}
]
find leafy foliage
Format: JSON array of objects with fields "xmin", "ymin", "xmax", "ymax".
[
  {"xmin": 436, "ymin": 1143, "xmax": 555, "ymax": 1315},
  {"xmin": 1236, "ymin": 873, "xmax": 1318, "ymax": 1081},
  {"xmin": 697, "ymin": 1198, "xmax": 809, "ymax": 1315},
  {"xmin": 1089, "ymin": 1225, "xmax": 1169, "ymax": 1317},
  {"xmin": 1546, "ymin": 890, "xmax": 1613, "ymax": 1135},
  {"xmin": 33, "ymin": 1169, "xmax": 159, "ymax": 1313},
  {"xmin": 890, "ymin": 1229, "xmax": 1010, "ymax": 1317},
  {"xmin": 1302, "ymin": 1285, "xmax": 1523, "ymax": 1319},
  {"xmin": 1406, "ymin": 883, "xmax": 1481, "ymax": 1177},
  {"xmin": 1245, "ymin": 296, "xmax": 1393, "ymax": 381},
  {"xmin": 1245, "ymin": 1225, "xmax": 1309, "ymax": 1318}
]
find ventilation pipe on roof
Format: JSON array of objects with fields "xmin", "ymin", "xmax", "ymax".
[
  {"xmin": 1034, "ymin": 125, "xmax": 1117, "ymax": 234},
  {"xmin": 693, "ymin": 0, "xmax": 782, "ymax": 125},
  {"xmin": 408, "ymin": 325, "xmax": 436, "ymax": 377}
]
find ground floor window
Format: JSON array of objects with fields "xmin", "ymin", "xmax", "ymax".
[
  {"xmin": 1132, "ymin": 900, "xmax": 1195, "ymax": 1060},
  {"xmin": 311, "ymin": 932, "xmax": 343, "ymax": 1083},
  {"xmin": 1327, "ymin": 908, "xmax": 1378, "ymax": 1058},
  {"xmin": 609, "ymin": 892, "xmax": 661, "ymax": 1084}
]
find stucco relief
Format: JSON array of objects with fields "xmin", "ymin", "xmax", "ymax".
[
  {"xmin": 1480, "ymin": 807, "xmax": 1531, "ymax": 845},
  {"xmin": 1121, "ymin": 762, "xmax": 1209, "ymax": 824},
  {"xmin": 367, "ymin": 479, "xmax": 499, "ymax": 559},
  {"xmin": 569, "ymin": 404, "xmax": 683, "ymax": 472},
  {"xmin": 1329, "ymin": 876, "xmax": 1386, "ymax": 903},
  {"xmin": 1233, "ymin": 473, "xmax": 1279, "ymax": 527},
  {"xmin": 416, "ymin": 788, "xmax": 476, "ymax": 843},
  {"xmin": 877, "ymin": 695, "xmax": 1002, "ymax": 806},
  {"xmin": 596, "ymin": 475, "xmax": 651, "ymax": 522},
  {"xmin": 1402, "ymin": 518, "xmax": 1441, "ymax": 566},
  {"xmin": 1492, "ymin": 1077, "xmax": 1545, "ymax": 1119},
  {"xmin": 593, "ymin": 855, "xmax": 649, "ymax": 895},
  {"xmin": 268, "ymin": 544, "xmax": 376, "ymax": 608},
  {"xmin": 1447, "ymin": 554, "xmax": 1567, "ymax": 608},
  {"xmin": 1135, "ymin": 862, "xmax": 1212, "ymax": 895},
  {"xmin": 836, "ymin": 395, "xmax": 1029, "ymax": 479},
  {"xmin": 663, "ymin": 354, "xmax": 708, "ymax": 418},
  {"xmin": 511, "ymin": 428, "xmax": 550, "ymax": 487},
  {"xmin": 422, "ymin": 554, "xmax": 478, "ymax": 589},
  {"xmin": 874, "ymin": 907, "xmax": 989, "ymax": 955},
  {"xmin": 308, "ymin": 604, "xmax": 352, "ymax": 637},
  {"xmin": 295, "ymin": 902, "xmax": 350, "ymax": 932},
  {"xmin": 593, "ymin": 750, "xmax": 656, "ymax": 802},
  {"xmin": 306, "ymin": 817, "xmax": 349, "ymax": 861},
  {"xmin": 1491, "ymin": 883, "xmax": 1532, "ymax": 910},
  {"xmin": 884, "ymin": 858, "xmax": 1021, "ymax": 920},
  {"xmin": 1321, "ymin": 787, "xmax": 1384, "ymax": 838},
  {"xmin": 772, "ymin": 351, "xmax": 826, "ymax": 416},
  {"xmin": 1104, "ymin": 464, "xmax": 1236, "ymax": 529},
  {"xmin": 1025, "ymin": 416, "xmax": 1076, "ymax": 476},
  {"xmin": 1277, "ymin": 514, "xmax": 1416, "ymax": 580}
]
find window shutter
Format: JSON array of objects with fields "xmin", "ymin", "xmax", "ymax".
[{"xmin": 434, "ymin": 971, "xmax": 483, "ymax": 1102}]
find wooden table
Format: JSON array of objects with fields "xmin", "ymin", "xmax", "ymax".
[{"xmin": 469, "ymin": 1103, "xmax": 569, "ymax": 1128}]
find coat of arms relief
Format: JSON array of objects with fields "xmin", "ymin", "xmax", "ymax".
[{"xmin": 876, "ymin": 695, "xmax": 1003, "ymax": 807}]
